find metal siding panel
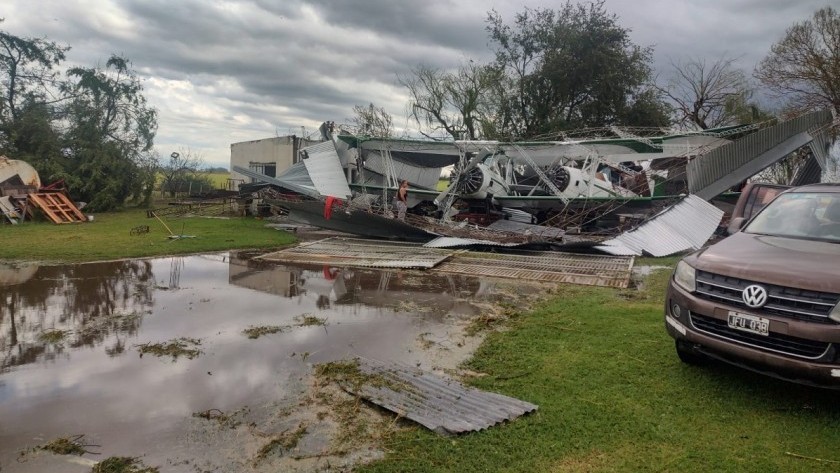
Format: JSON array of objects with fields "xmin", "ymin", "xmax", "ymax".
[
  {"xmin": 688, "ymin": 111, "xmax": 833, "ymax": 198},
  {"xmin": 598, "ymin": 195, "xmax": 723, "ymax": 256},
  {"xmin": 336, "ymin": 358, "xmax": 538, "ymax": 435},
  {"xmin": 302, "ymin": 141, "xmax": 354, "ymax": 199}
]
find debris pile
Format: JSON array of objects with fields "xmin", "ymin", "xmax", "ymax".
[{"xmin": 0, "ymin": 156, "xmax": 87, "ymax": 224}]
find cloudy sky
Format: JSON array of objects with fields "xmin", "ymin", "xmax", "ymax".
[{"xmin": 2, "ymin": 0, "xmax": 830, "ymax": 168}]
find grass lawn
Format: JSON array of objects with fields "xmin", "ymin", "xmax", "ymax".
[
  {"xmin": 360, "ymin": 264, "xmax": 840, "ymax": 473},
  {"xmin": 0, "ymin": 208, "xmax": 295, "ymax": 263}
]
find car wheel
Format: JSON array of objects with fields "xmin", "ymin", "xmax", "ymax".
[{"xmin": 675, "ymin": 340, "xmax": 707, "ymax": 365}]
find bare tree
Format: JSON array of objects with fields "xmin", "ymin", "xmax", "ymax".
[
  {"xmin": 399, "ymin": 62, "xmax": 499, "ymax": 140},
  {"xmin": 350, "ymin": 103, "xmax": 393, "ymax": 137},
  {"xmin": 755, "ymin": 7, "xmax": 840, "ymax": 116},
  {"xmin": 159, "ymin": 147, "xmax": 207, "ymax": 197},
  {"xmin": 657, "ymin": 56, "xmax": 754, "ymax": 129}
]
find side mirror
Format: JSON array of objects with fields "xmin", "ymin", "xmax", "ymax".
[{"xmin": 726, "ymin": 217, "xmax": 746, "ymax": 235}]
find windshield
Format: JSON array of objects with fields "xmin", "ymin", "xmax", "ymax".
[{"xmin": 744, "ymin": 191, "xmax": 840, "ymax": 242}]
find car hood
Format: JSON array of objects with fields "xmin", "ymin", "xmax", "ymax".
[{"xmin": 687, "ymin": 231, "xmax": 840, "ymax": 293}]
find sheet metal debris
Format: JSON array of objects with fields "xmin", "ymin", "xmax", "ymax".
[
  {"xmin": 258, "ymin": 237, "xmax": 457, "ymax": 269},
  {"xmin": 433, "ymin": 252, "xmax": 634, "ymax": 288},
  {"xmin": 688, "ymin": 110, "xmax": 833, "ymax": 200},
  {"xmin": 423, "ymin": 236, "xmax": 525, "ymax": 248},
  {"xmin": 337, "ymin": 358, "xmax": 538, "ymax": 435},
  {"xmin": 487, "ymin": 219, "xmax": 566, "ymax": 239},
  {"xmin": 260, "ymin": 237, "xmax": 634, "ymax": 287},
  {"xmin": 301, "ymin": 140, "xmax": 354, "ymax": 199},
  {"xmin": 596, "ymin": 195, "xmax": 723, "ymax": 257}
]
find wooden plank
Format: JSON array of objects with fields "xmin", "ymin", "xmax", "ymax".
[{"xmin": 27, "ymin": 192, "xmax": 86, "ymax": 224}]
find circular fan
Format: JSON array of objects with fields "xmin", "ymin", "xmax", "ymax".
[
  {"xmin": 544, "ymin": 166, "xmax": 571, "ymax": 192},
  {"xmin": 456, "ymin": 166, "xmax": 485, "ymax": 194}
]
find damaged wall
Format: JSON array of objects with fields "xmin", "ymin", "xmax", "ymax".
[{"xmin": 230, "ymin": 136, "xmax": 321, "ymax": 191}]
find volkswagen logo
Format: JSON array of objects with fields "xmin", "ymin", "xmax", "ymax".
[{"xmin": 742, "ymin": 284, "xmax": 768, "ymax": 308}]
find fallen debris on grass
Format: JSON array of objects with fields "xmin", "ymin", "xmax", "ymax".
[{"xmin": 317, "ymin": 357, "xmax": 538, "ymax": 435}]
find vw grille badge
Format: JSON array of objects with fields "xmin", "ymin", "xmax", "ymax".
[{"xmin": 742, "ymin": 284, "xmax": 768, "ymax": 308}]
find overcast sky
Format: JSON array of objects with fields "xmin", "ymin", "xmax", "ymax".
[{"xmin": 3, "ymin": 0, "xmax": 830, "ymax": 168}]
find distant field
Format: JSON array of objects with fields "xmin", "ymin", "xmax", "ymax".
[
  {"xmin": 206, "ymin": 171, "xmax": 230, "ymax": 189},
  {"xmin": 154, "ymin": 171, "xmax": 230, "ymax": 191}
]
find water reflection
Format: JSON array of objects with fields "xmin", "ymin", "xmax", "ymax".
[
  {"xmin": 1, "ymin": 260, "xmax": 154, "ymax": 372},
  {"xmin": 228, "ymin": 254, "xmax": 487, "ymax": 315},
  {"xmin": 0, "ymin": 251, "xmax": 503, "ymax": 472}
]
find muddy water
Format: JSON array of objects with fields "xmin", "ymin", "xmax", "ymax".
[{"xmin": 0, "ymin": 253, "xmax": 515, "ymax": 472}]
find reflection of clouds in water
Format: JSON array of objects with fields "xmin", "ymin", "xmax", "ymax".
[{"xmin": 0, "ymin": 251, "xmax": 509, "ymax": 467}]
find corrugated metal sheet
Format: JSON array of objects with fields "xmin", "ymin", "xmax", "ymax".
[
  {"xmin": 688, "ymin": 111, "xmax": 833, "ymax": 200},
  {"xmin": 433, "ymin": 252, "xmax": 634, "ymax": 288},
  {"xmin": 232, "ymin": 165, "xmax": 320, "ymax": 199},
  {"xmin": 258, "ymin": 237, "xmax": 457, "ymax": 269},
  {"xmin": 364, "ymin": 151, "xmax": 442, "ymax": 190},
  {"xmin": 423, "ymin": 236, "xmax": 524, "ymax": 248},
  {"xmin": 488, "ymin": 219, "xmax": 566, "ymax": 239},
  {"xmin": 259, "ymin": 237, "xmax": 632, "ymax": 286},
  {"xmin": 302, "ymin": 141, "xmax": 353, "ymax": 199},
  {"xmin": 336, "ymin": 357, "xmax": 538, "ymax": 435},
  {"xmin": 596, "ymin": 195, "xmax": 723, "ymax": 257},
  {"xmin": 809, "ymin": 130, "xmax": 831, "ymax": 170},
  {"xmin": 791, "ymin": 155, "xmax": 823, "ymax": 186}
]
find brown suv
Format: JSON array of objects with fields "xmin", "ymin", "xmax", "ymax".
[{"xmin": 665, "ymin": 183, "xmax": 840, "ymax": 388}]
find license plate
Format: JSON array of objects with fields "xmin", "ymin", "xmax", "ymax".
[{"xmin": 727, "ymin": 311, "xmax": 769, "ymax": 336}]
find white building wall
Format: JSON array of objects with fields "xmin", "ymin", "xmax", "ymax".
[{"xmin": 230, "ymin": 136, "xmax": 319, "ymax": 190}]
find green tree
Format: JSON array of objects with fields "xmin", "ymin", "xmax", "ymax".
[
  {"xmin": 486, "ymin": 1, "xmax": 665, "ymax": 138},
  {"xmin": 62, "ymin": 55, "xmax": 158, "ymax": 210},
  {"xmin": 0, "ymin": 23, "xmax": 68, "ymax": 157},
  {"xmin": 755, "ymin": 6, "xmax": 840, "ymax": 116}
]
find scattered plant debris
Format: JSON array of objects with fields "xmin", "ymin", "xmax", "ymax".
[
  {"xmin": 417, "ymin": 332, "xmax": 436, "ymax": 349},
  {"xmin": 38, "ymin": 434, "xmax": 99, "ymax": 456},
  {"xmin": 394, "ymin": 300, "xmax": 434, "ymax": 313},
  {"xmin": 314, "ymin": 359, "xmax": 411, "ymax": 393},
  {"xmin": 136, "ymin": 338, "xmax": 202, "ymax": 360},
  {"xmin": 295, "ymin": 314, "xmax": 327, "ymax": 327},
  {"xmin": 191, "ymin": 408, "xmax": 245, "ymax": 429},
  {"xmin": 38, "ymin": 329, "xmax": 69, "ymax": 344},
  {"xmin": 91, "ymin": 456, "xmax": 159, "ymax": 473},
  {"xmin": 76, "ymin": 313, "xmax": 141, "ymax": 345},
  {"xmin": 254, "ymin": 423, "xmax": 308, "ymax": 463},
  {"xmin": 242, "ymin": 325, "xmax": 286, "ymax": 339}
]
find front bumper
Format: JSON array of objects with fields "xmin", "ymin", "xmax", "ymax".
[{"xmin": 665, "ymin": 280, "xmax": 840, "ymax": 389}]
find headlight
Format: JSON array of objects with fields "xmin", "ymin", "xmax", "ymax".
[
  {"xmin": 830, "ymin": 303, "xmax": 840, "ymax": 323},
  {"xmin": 673, "ymin": 260, "xmax": 696, "ymax": 293}
]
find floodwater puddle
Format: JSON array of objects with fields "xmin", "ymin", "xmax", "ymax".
[{"xmin": 0, "ymin": 252, "xmax": 541, "ymax": 472}]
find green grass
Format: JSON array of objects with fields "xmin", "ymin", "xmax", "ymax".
[
  {"xmin": 359, "ymin": 265, "xmax": 840, "ymax": 473},
  {"xmin": 205, "ymin": 171, "xmax": 230, "ymax": 189},
  {"xmin": 0, "ymin": 208, "xmax": 295, "ymax": 263}
]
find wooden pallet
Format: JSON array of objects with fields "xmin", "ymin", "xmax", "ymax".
[{"xmin": 27, "ymin": 192, "xmax": 86, "ymax": 223}]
